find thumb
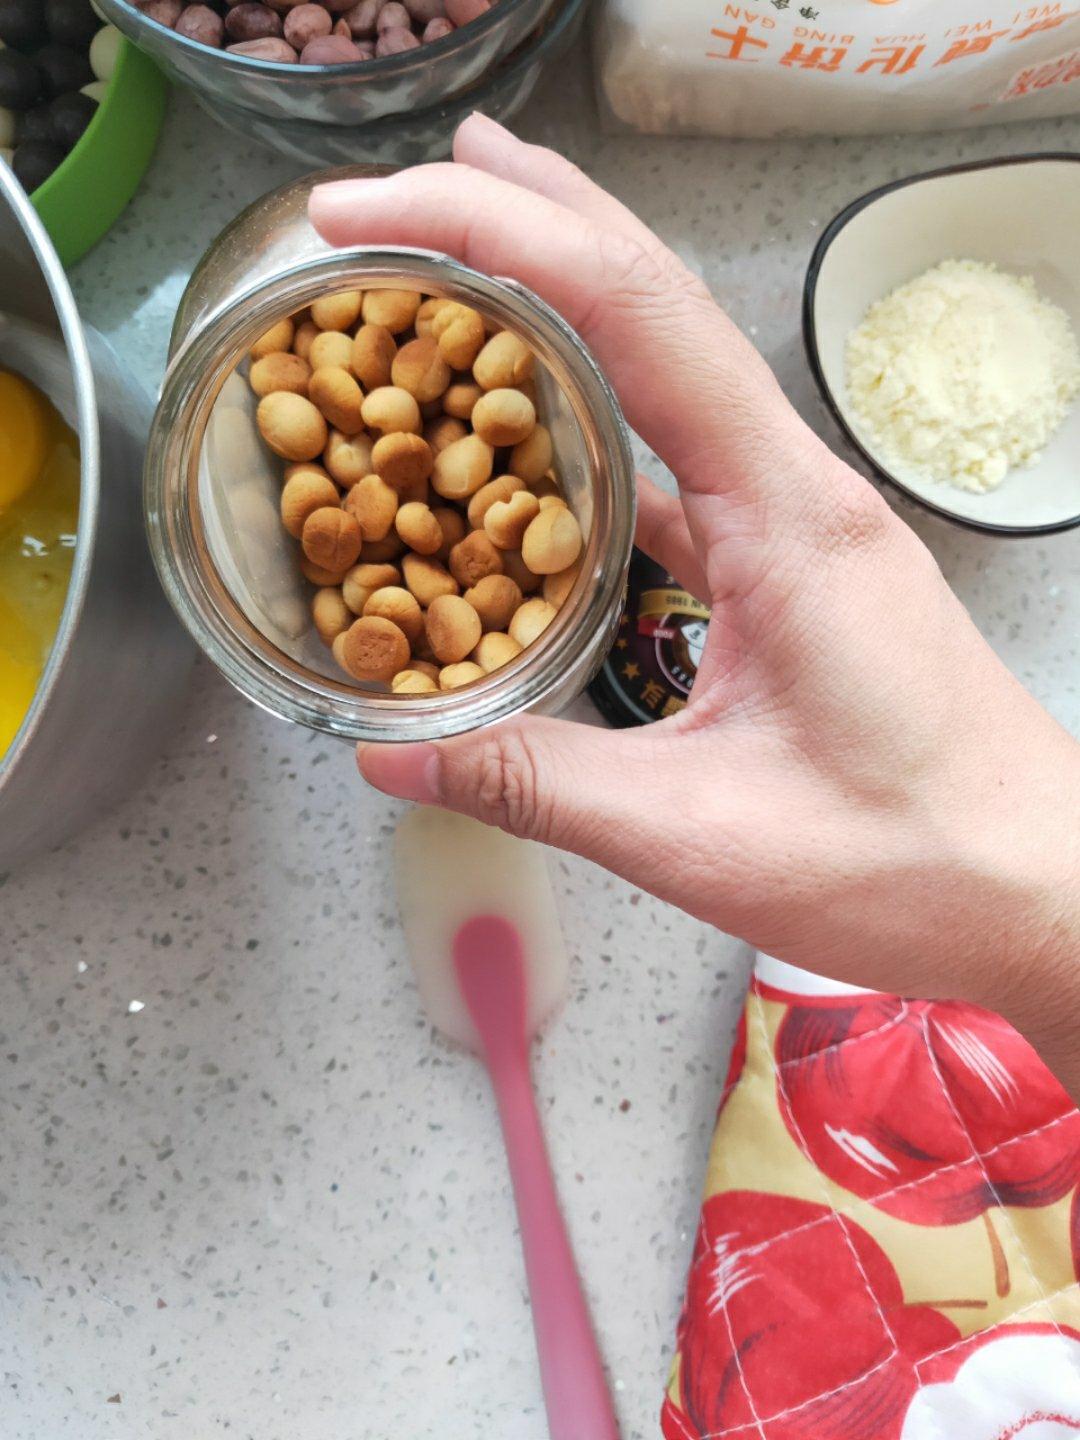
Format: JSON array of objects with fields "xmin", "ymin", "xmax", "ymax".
[{"xmin": 357, "ymin": 715, "xmax": 669, "ymax": 860}]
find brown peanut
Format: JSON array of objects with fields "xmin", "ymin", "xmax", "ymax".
[{"xmin": 226, "ymin": 38, "xmax": 298, "ymax": 61}]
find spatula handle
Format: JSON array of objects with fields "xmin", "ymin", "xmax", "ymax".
[{"xmin": 487, "ymin": 1046, "xmax": 621, "ymax": 1440}]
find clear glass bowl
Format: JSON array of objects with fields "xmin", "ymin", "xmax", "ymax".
[
  {"xmin": 145, "ymin": 170, "xmax": 636, "ymax": 744},
  {"xmin": 94, "ymin": 0, "xmax": 562, "ymax": 127},
  {"xmin": 199, "ymin": 0, "xmax": 585, "ymax": 168}
]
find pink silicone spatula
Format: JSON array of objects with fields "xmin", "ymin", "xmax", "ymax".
[{"xmin": 395, "ymin": 808, "xmax": 619, "ymax": 1440}]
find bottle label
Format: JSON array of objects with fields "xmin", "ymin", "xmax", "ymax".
[{"xmin": 591, "ymin": 552, "xmax": 710, "ymax": 726}]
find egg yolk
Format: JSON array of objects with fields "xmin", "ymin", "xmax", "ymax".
[
  {"xmin": 0, "ymin": 370, "xmax": 48, "ymax": 513},
  {"xmin": 0, "ymin": 371, "xmax": 80, "ymax": 757}
]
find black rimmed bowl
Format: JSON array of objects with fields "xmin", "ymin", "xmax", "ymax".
[{"xmin": 803, "ymin": 154, "xmax": 1080, "ymax": 537}]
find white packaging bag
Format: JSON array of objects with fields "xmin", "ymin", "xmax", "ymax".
[{"xmin": 596, "ymin": 2, "xmax": 1080, "ymax": 137}]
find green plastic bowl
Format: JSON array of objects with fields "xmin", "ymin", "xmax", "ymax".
[{"xmin": 31, "ymin": 36, "xmax": 168, "ymax": 268}]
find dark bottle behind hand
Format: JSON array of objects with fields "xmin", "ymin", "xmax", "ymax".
[{"xmin": 588, "ymin": 547, "xmax": 709, "ymax": 728}]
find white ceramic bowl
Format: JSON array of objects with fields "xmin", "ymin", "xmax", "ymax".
[{"xmin": 804, "ymin": 154, "xmax": 1080, "ymax": 536}]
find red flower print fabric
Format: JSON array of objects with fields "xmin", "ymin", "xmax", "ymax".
[
  {"xmin": 775, "ymin": 995, "xmax": 1080, "ymax": 1226},
  {"xmin": 676, "ymin": 1192, "xmax": 959, "ymax": 1440},
  {"xmin": 661, "ymin": 959, "xmax": 1080, "ymax": 1440}
]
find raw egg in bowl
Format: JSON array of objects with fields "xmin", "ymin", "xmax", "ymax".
[{"xmin": 0, "ymin": 368, "xmax": 80, "ymax": 755}]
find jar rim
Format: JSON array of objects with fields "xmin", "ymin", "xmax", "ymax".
[{"xmin": 145, "ymin": 247, "xmax": 636, "ymax": 743}]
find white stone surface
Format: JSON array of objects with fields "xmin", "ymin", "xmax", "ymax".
[{"xmin": 2, "ymin": 49, "xmax": 1079, "ymax": 1440}]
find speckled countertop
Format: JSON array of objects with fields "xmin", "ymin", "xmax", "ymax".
[{"xmin": 3, "ymin": 49, "xmax": 1080, "ymax": 1440}]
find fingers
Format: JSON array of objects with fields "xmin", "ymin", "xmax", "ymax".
[
  {"xmin": 309, "ymin": 163, "xmax": 828, "ymax": 550},
  {"xmin": 453, "ymin": 114, "xmax": 660, "ymax": 252},
  {"xmin": 357, "ymin": 714, "xmax": 677, "ymax": 863},
  {"xmin": 635, "ymin": 475, "xmax": 709, "ymax": 602}
]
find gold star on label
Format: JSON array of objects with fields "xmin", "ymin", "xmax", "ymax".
[
  {"xmin": 615, "ymin": 638, "xmax": 628, "ymax": 650},
  {"xmin": 622, "ymin": 662, "xmax": 640, "ymax": 680}
]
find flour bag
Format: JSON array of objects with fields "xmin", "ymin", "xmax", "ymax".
[{"xmin": 596, "ymin": 2, "xmax": 1080, "ymax": 137}]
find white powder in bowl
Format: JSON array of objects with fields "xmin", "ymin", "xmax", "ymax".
[{"xmin": 845, "ymin": 259, "xmax": 1080, "ymax": 494}]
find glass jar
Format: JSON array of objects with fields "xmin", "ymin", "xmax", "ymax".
[{"xmin": 146, "ymin": 167, "xmax": 636, "ymax": 744}]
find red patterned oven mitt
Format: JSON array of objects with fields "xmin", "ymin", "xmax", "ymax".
[{"xmin": 661, "ymin": 956, "xmax": 1080, "ymax": 1440}]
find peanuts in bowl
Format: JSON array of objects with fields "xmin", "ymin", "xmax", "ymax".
[
  {"xmin": 125, "ymin": 0, "xmax": 496, "ymax": 64},
  {"xmin": 245, "ymin": 288, "xmax": 584, "ymax": 696}
]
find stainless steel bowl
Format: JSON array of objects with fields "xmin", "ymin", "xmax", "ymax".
[
  {"xmin": 94, "ymin": 0, "xmax": 561, "ymax": 127},
  {"xmin": 0, "ymin": 162, "xmax": 193, "ymax": 871}
]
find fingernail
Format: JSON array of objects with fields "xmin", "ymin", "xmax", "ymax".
[
  {"xmin": 308, "ymin": 176, "xmax": 394, "ymax": 222},
  {"xmin": 356, "ymin": 742, "xmax": 441, "ymax": 804},
  {"xmin": 466, "ymin": 110, "xmax": 501, "ymax": 130},
  {"xmin": 461, "ymin": 111, "xmax": 514, "ymax": 142},
  {"xmin": 311, "ymin": 175, "xmax": 394, "ymax": 199}
]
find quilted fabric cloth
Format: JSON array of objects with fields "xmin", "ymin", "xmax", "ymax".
[{"xmin": 661, "ymin": 957, "xmax": 1080, "ymax": 1440}]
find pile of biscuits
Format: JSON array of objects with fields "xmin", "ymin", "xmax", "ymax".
[{"xmin": 246, "ymin": 286, "xmax": 583, "ymax": 695}]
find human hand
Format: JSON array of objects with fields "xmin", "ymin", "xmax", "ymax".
[{"xmin": 310, "ymin": 117, "xmax": 1080, "ymax": 1091}]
